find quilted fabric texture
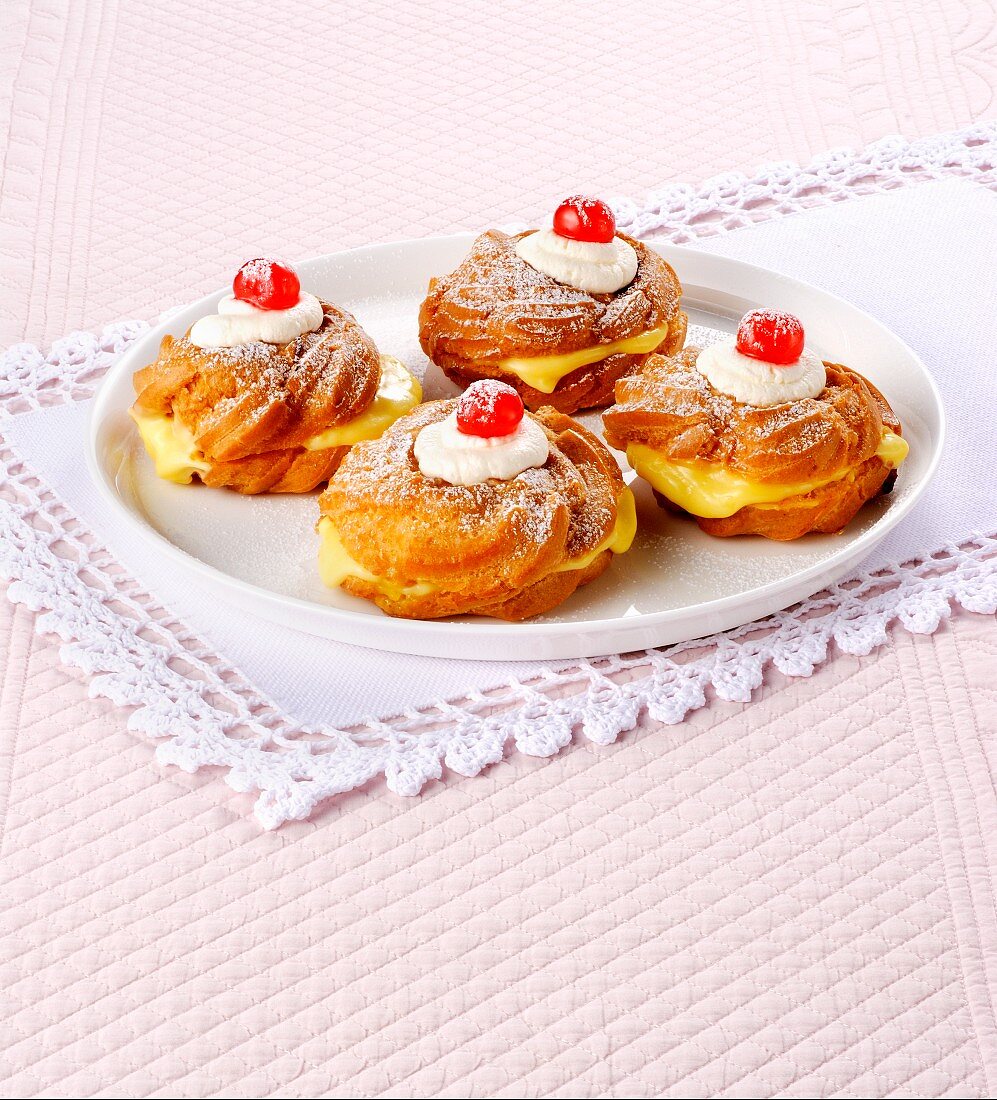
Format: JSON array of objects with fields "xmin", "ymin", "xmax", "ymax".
[
  {"xmin": 1, "ymin": 600, "xmax": 995, "ymax": 1096},
  {"xmin": 3, "ymin": 0, "xmax": 996, "ymax": 347}
]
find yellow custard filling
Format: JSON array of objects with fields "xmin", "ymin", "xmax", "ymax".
[
  {"xmin": 130, "ymin": 407, "xmax": 211, "ymax": 483},
  {"xmin": 626, "ymin": 431, "xmax": 909, "ymax": 519},
  {"xmin": 318, "ymin": 487, "xmax": 637, "ymax": 600},
  {"xmin": 130, "ymin": 355, "xmax": 421, "ymax": 484},
  {"xmin": 317, "ymin": 518, "xmax": 436, "ymax": 599},
  {"xmin": 497, "ymin": 323, "xmax": 673, "ymax": 394},
  {"xmin": 303, "ymin": 355, "xmax": 421, "ymax": 450},
  {"xmin": 565, "ymin": 486, "xmax": 637, "ymax": 569}
]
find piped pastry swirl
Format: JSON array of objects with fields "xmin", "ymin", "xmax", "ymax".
[
  {"xmin": 418, "ymin": 203, "xmax": 687, "ymax": 415},
  {"xmin": 130, "ymin": 258, "xmax": 420, "ymax": 494},
  {"xmin": 132, "ymin": 299, "xmax": 419, "ymax": 494},
  {"xmin": 317, "ymin": 396, "xmax": 636, "ymax": 620},
  {"xmin": 603, "ymin": 342, "xmax": 908, "ymax": 540}
]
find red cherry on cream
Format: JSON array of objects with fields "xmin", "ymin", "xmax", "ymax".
[
  {"xmin": 735, "ymin": 309, "xmax": 805, "ymax": 366},
  {"xmin": 233, "ymin": 258, "xmax": 301, "ymax": 310},
  {"xmin": 456, "ymin": 380, "xmax": 524, "ymax": 438},
  {"xmin": 552, "ymin": 196, "xmax": 616, "ymax": 244}
]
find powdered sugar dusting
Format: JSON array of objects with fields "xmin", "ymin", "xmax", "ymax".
[
  {"xmin": 605, "ymin": 342, "xmax": 891, "ymax": 485},
  {"xmin": 740, "ymin": 307, "xmax": 804, "ymax": 339},
  {"xmin": 122, "ymin": 282, "xmax": 916, "ymax": 626},
  {"xmin": 233, "ymin": 256, "xmax": 286, "ymax": 301},
  {"xmin": 419, "ymin": 230, "xmax": 681, "ymax": 360},
  {"xmin": 144, "ymin": 300, "xmax": 383, "ymax": 459},
  {"xmin": 317, "ymin": 397, "xmax": 627, "ymax": 605}
]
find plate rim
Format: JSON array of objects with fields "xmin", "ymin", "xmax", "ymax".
[{"xmin": 85, "ymin": 235, "xmax": 946, "ymax": 655}]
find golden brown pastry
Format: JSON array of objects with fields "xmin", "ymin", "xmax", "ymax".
[
  {"xmin": 131, "ymin": 258, "xmax": 420, "ymax": 494},
  {"xmin": 602, "ymin": 309, "xmax": 909, "ymax": 540},
  {"xmin": 418, "ymin": 197, "xmax": 686, "ymax": 415},
  {"xmin": 317, "ymin": 380, "xmax": 636, "ymax": 620}
]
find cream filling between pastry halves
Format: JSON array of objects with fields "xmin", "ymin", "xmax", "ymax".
[
  {"xmin": 317, "ymin": 488, "xmax": 638, "ymax": 599},
  {"xmin": 130, "ymin": 355, "xmax": 421, "ymax": 484},
  {"xmin": 494, "ymin": 322, "xmax": 674, "ymax": 394},
  {"xmin": 626, "ymin": 431, "xmax": 909, "ymax": 519}
]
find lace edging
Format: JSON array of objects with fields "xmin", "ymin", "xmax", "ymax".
[
  {"xmin": 2, "ymin": 124, "xmax": 996, "ymax": 828},
  {"xmin": 612, "ymin": 121, "xmax": 997, "ymax": 239}
]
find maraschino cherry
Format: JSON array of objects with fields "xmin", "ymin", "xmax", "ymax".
[
  {"xmin": 233, "ymin": 257, "xmax": 301, "ymax": 310},
  {"xmin": 456, "ymin": 380, "xmax": 524, "ymax": 438},
  {"xmin": 735, "ymin": 309, "xmax": 805, "ymax": 365},
  {"xmin": 552, "ymin": 196, "xmax": 616, "ymax": 244}
]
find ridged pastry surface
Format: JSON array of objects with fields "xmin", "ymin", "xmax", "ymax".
[
  {"xmin": 418, "ymin": 230, "xmax": 686, "ymax": 413},
  {"xmin": 318, "ymin": 401, "xmax": 627, "ymax": 620},
  {"xmin": 603, "ymin": 346, "xmax": 903, "ymax": 539},
  {"xmin": 132, "ymin": 300, "xmax": 380, "ymax": 493}
]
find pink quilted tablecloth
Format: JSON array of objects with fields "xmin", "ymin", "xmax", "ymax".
[{"xmin": 2, "ymin": 2, "xmax": 996, "ymax": 1096}]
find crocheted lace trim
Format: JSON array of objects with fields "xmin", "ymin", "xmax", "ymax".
[{"xmin": 2, "ymin": 124, "xmax": 995, "ymax": 828}]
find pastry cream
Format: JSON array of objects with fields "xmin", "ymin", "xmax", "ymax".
[
  {"xmin": 131, "ymin": 356, "xmax": 421, "ymax": 483},
  {"xmin": 318, "ymin": 488, "xmax": 638, "ymax": 599},
  {"xmin": 303, "ymin": 356, "xmax": 422, "ymax": 450},
  {"xmin": 130, "ymin": 406, "xmax": 211, "ymax": 483},
  {"xmin": 626, "ymin": 431, "xmax": 909, "ymax": 519},
  {"xmin": 497, "ymin": 323, "xmax": 673, "ymax": 394},
  {"xmin": 317, "ymin": 518, "xmax": 436, "ymax": 599},
  {"xmin": 562, "ymin": 486, "xmax": 637, "ymax": 570}
]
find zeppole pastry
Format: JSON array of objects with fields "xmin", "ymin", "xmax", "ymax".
[
  {"xmin": 317, "ymin": 380, "xmax": 636, "ymax": 620},
  {"xmin": 418, "ymin": 196, "xmax": 686, "ymax": 414},
  {"xmin": 603, "ymin": 309, "xmax": 909, "ymax": 540},
  {"xmin": 131, "ymin": 257, "xmax": 421, "ymax": 494}
]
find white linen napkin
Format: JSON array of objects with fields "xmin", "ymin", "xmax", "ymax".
[{"xmin": 7, "ymin": 180, "xmax": 995, "ymax": 728}]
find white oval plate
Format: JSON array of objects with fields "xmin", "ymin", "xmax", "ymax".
[{"xmin": 87, "ymin": 236, "xmax": 943, "ymax": 662}]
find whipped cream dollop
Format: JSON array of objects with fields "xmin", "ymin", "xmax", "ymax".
[
  {"xmin": 515, "ymin": 229, "xmax": 638, "ymax": 294},
  {"xmin": 414, "ymin": 410, "xmax": 550, "ymax": 486},
  {"xmin": 188, "ymin": 292, "xmax": 324, "ymax": 349},
  {"xmin": 695, "ymin": 340, "xmax": 826, "ymax": 406}
]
